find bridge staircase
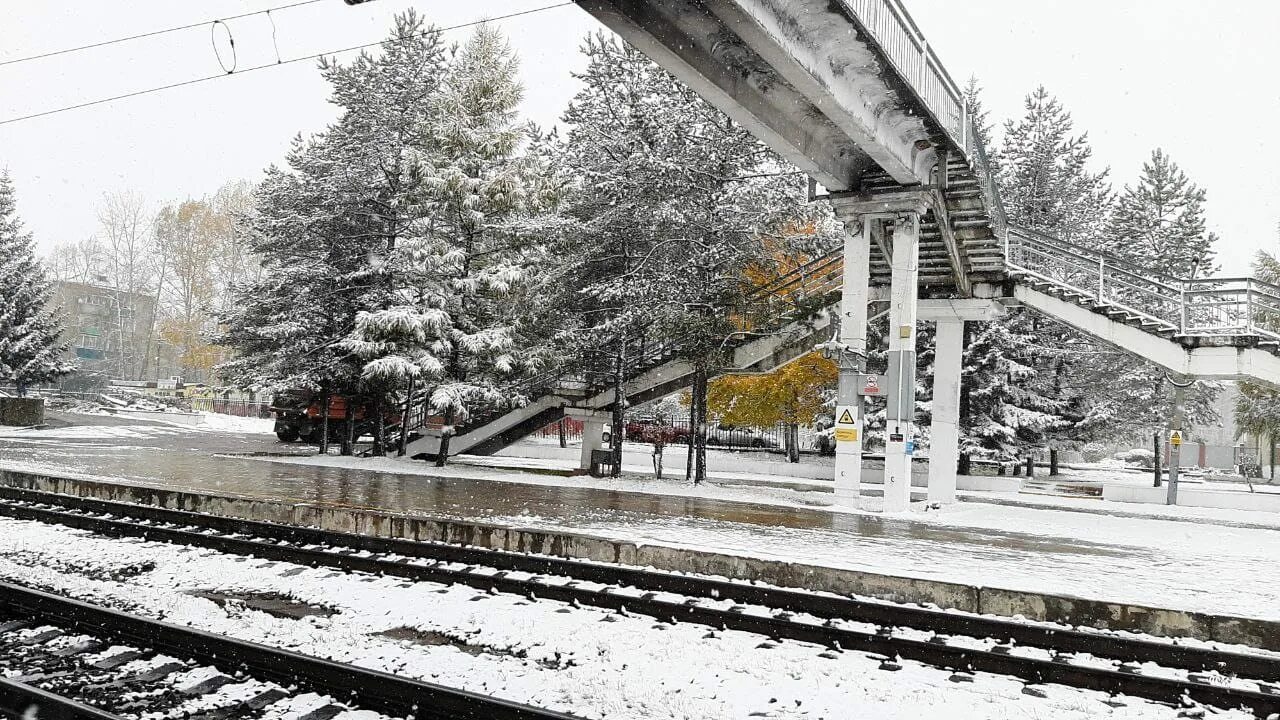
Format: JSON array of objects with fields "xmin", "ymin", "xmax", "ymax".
[{"xmin": 400, "ymin": 254, "xmax": 846, "ymax": 460}]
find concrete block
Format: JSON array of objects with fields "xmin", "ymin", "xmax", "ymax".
[
  {"xmin": 978, "ymin": 587, "xmax": 1213, "ymax": 641},
  {"xmin": 0, "ymin": 397, "xmax": 43, "ymax": 426}
]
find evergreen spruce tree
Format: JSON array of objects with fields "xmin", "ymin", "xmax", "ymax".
[
  {"xmin": 221, "ymin": 11, "xmax": 451, "ymax": 453},
  {"xmin": 1076, "ymin": 149, "xmax": 1222, "ymax": 440},
  {"xmin": 0, "ymin": 171, "xmax": 70, "ymax": 391},
  {"xmin": 1000, "ymin": 86, "xmax": 1110, "ymax": 243},
  {"xmin": 356, "ymin": 24, "xmax": 566, "ymax": 464},
  {"xmin": 557, "ymin": 34, "xmax": 818, "ymax": 482},
  {"xmin": 1101, "ymin": 148, "xmax": 1216, "ymax": 278},
  {"xmin": 958, "ymin": 86, "xmax": 1110, "ymax": 459},
  {"xmin": 962, "ymin": 77, "xmax": 999, "ymax": 174}
]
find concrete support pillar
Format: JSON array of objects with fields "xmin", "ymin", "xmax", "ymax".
[
  {"xmin": 883, "ymin": 211, "xmax": 921, "ymax": 512},
  {"xmin": 579, "ymin": 419, "xmax": 607, "ymax": 471},
  {"xmin": 928, "ymin": 319, "xmax": 964, "ymax": 504},
  {"xmin": 834, "ymin": 217, "xmax": 873, "ymax": 504},
  {"xmin": 567, "ymin": 409, "xmax": 611, "ymax": 472}
]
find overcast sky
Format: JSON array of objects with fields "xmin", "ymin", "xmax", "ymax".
[{"xmin": 2, "ymin": 1, "xmax": 1277, "ymax": 274}]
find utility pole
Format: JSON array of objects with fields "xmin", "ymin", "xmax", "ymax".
[{"xmin": 1166, "ymin": 374, "xmax": 1194, "ymax": 506}]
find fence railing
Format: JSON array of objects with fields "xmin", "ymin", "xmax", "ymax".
[
  {"xmin": 188, "ymin": 398, "xmax": 273, "ymax": 418},
  {"xmin": 1007, "ymin": 226, "xmax": 1280, "ymax": 340},
  {"xmin": 840, "ymin": 0, "xmax": 967, "ymax": 152}
]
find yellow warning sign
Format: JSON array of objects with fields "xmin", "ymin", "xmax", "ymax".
[
  {"xmin": 837, "ymin": 408, "xmax": 855, "ymax": 425},
  {"xmin": 1170, "ymin": 430, "xmax": 1183, "ymax": 447},
  {"xmin": 835, "ymin": 428, "xmax": 859, "ymax": 442}
]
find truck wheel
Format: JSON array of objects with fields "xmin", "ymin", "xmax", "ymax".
[{"xmin": 276, "ymin": 427, "xmax": 300, "ymax": 443}]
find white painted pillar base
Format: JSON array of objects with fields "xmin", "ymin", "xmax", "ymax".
[
  {"xmin": 928, "ymin": 319, "xmax": 964, "ymax": 504},
  {"xmin": 567, "ymin": 409, "xmax": 611, "ymax": 472},
  {"xmin": 834, "ymin": 217, "xmax": 872, "ymax": 505},
  {"xmin": 883, "ymin": 211, "xmax": 921, "ymax": 513}
]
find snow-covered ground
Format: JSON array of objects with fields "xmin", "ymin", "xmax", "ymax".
[
  {"xmin": 0, "ymin": 411, "xmax": 275, "ymax": 437},
  {"xmin": 0, "ymin": 513, "xmax": 1237, "ymax": 720}
]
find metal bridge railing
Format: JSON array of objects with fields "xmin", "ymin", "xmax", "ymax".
[
  {"xmin": 1007, "ymin": 226, "xmax": 1280, "ymax": 341},
  {"xmin": 837, "ymin": 0, "xmax": 1280, "ymax": 345},
  {"xmin": 840, "ymin": 0, "xmax": 967, "ymax": 152}
]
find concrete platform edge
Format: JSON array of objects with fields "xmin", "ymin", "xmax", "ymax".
[{"xmin": 3, "ymin": 467, "xmax": 1275, "ymax": 651}]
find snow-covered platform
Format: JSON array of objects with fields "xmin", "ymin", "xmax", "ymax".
[{"xmin": 3, "ymin": 414, "xmax": 1280, "ymax": 650}]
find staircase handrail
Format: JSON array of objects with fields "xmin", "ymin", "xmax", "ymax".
[
  {"xmin": 964, "ymin": 116, "xmax": 1007, "ymax": 241},
  {"xmin": 839, "ymin": 0, "xmax": 967, "ymax": 144}
]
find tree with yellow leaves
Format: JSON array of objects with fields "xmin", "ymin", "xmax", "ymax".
[{"xmin": 707, "ymin": 351, "xmax": 836, "ymax": 462}]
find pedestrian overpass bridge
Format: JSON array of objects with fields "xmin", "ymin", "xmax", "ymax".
[{"xmin": 409, "ymin": 0, "xmax": 1280, "ymax": 510}]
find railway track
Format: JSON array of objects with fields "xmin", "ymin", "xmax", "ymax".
[
  {"xmin": 0, "ymin": 581, "xmax": 577, "ymax": 720},
  {"xmin": 0, "ymin": 484, "xmax": 1277, "ymax": 717}
]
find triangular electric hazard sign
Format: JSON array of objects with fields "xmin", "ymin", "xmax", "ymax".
[{"xmin": 838, "ymin": 408, "xmax": 855, "ymax": 425}]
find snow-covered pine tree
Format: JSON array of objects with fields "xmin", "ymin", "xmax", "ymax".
[
  {"xmin": 1233, "ymin": 250, "xmax": 1280, "ymax": 476},
  {"xmin": 1101, "ymin": 149, "xmax": 1217, "ymax": 278},
  {"xmin": 0, "ymin": 172, "xmax": 71, "ymax": 392},
  {"xmin": 557, "ymin": 34, "xmax": 687, "ymax": 475},
  {"xmin": 1075, "ymin": 148, "xmax": 1222, "ymax": 441},
  {"xmin": 958, "ymin": 86, "xmax": 1110, "ymax": 460},
  {"xmin": 962, "ymin": 77, "xmax": 999, "ymax": 174},
  {"xmin": 1000, "ymin": 86, "xmax": 1110, "ymax": 243},
  {"xmin": 222, "ymin": 11, "xmax": 451, "ymax": 452},
  {"xmin": 334, "ymin": 23, "xmax": 566, "ymax": 462},
  {"xmin": 557, "ymin": 34, "xmax": 819, "ymax": 482},
  {"xmin": 219, "ymin": 140, "xmax": 367, "ymax": 398}
]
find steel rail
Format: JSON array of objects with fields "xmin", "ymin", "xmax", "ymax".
[
  {"xmin": 0, "ymin": 581, "xmax": 579, "ymax": 720},
  {"xmin": 1, "ymin": 487, "xmax": 1278, "ymax": 715},
  {"xmin": 0, "ymin": 678, "xmax": 126, "ymax": 720}
]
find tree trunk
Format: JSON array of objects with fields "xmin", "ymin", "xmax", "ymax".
[
  {"xmin": 397, "ymin": 377, "xmax": 415, "ymax": 458},
  {"xmin": 138, "ymin": 257, "xmax": 168, "ymax": 381},
  {"xmin": 787, "ymin": 423, "xmax": 801, "ymax": 463},
  {"xmin": 692, "ymin": 366, "xmax": 708, "ymax": 485},
  {"xmin": 685, "ymin": 410, "xmax": 695, "ymax": 482},
  {"xmin": 340, "ymin": 401, "xmax": 355, "ymax": 456},
  {"xmin": 610, "ymin": 340, "xmax": 626, "ymax": 478},
  {"xmin": 436, "ymin": 408, "xmax": 455, "ymax": 467},
  {"xmin": 319, "ymin": 388, "xmax": 331, "ymax": 455},
  {"xmin": 558, "ymin": 417, "xmax": 567, "ymax": 449},
  {"xmin": 652, "ymin": 442, "xmax": 664, "ymax": 480}
]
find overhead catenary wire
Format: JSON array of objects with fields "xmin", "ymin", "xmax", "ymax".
[
  {"xmin": 0, "ymin": 0, "xmax": 325, "ymax": 68},
  {"xmin": 0, "ymin": 2, "xmax": 575, "ymax": 128}
]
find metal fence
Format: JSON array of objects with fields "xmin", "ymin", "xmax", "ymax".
[
  {"xmin": 1007, "ymin": 226, "xmax": 1280, "ymax": 339},
  {"xmin": 533, "ymin": 416, "xmax": 821, "ymax": 453},
  {"xmin": 188, "ymin": 398, "xmax": 273, "ymax": 418}
]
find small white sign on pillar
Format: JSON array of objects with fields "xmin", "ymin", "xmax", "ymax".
[
  {"xmin": 834, "ymin": 405, "xmax": 859, "ymax": 443},
  {"xmin": 857, "ymin": 374, "xmax": 885, "ymax": 397}
]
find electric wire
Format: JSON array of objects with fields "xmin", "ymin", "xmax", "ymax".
[
  {"xmin": 0, "ymin": 2, "xmax": 575, "ymax": 128},
  {"xmin": 0, "ymin": 0, "xmax": 324, "ymax": 68}
]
